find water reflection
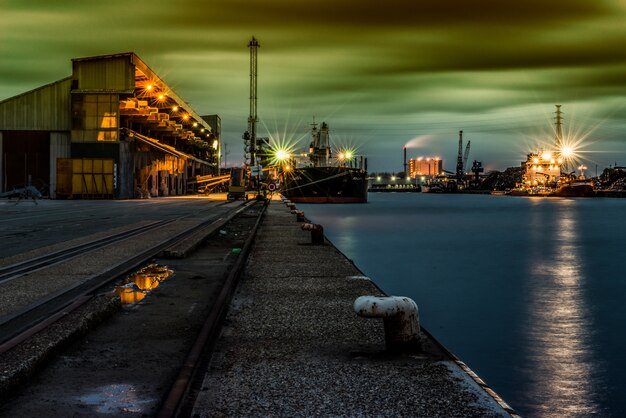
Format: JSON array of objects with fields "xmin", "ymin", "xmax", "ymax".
[
  {"xmin": 115, "ymin": 264, "xmax": 173, "ymax": 304},
  {"xmin": 524, "ymin": 202, "xmax": 599, "ymax": 417},
  {"xmin": 77, "ymin": 383, "xmax": 155, "ymax": 413}
]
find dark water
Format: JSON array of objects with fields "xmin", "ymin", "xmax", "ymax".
[{"xmin": 300, "ymin": 193, "xmax": 626, "ymax": 417}]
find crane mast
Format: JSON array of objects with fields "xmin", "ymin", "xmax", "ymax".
[
  {"xmin": 456, "ymin": 130, "xmax": 464, "ymax": 181},
  {"xmin": 247, "ymin": 37, "xmax": 259, "ymax": 166}
]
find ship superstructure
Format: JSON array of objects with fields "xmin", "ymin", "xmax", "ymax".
[{"xmin": 281, "ymin": 121, "xmax": 368, "ymax": 203}]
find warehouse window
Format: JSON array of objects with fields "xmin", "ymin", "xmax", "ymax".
[{"xmin": 71, "ymin": 94, "xmax": 119, "ymax": 142}]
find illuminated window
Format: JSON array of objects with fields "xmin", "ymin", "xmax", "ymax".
[{"xmin": 72, "ymin": 94, "xmax": 118, "ymax": 142}]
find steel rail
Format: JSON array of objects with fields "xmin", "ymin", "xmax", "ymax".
[
  {"xmin": 156, "ymin": 200, "xmax": 268, "ymax": 418},
  {"xmin": 0, "ymin": 200, "xmax": 232, "ymax": 284},
  {"xmin": 0, "ymin": 219, "xmax": 174, "ymax": 284},
  {"xmin": 0, "ymin": 201, "xmax": 256, "ymax": 354}
]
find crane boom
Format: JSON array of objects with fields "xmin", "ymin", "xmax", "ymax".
[{"xmin": 463, "ymin": 140, "xmax": 471, "ymax": 171}]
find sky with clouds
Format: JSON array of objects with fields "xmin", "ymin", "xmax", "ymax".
[{"xmin": 1, "ymin": 0, "xmax": 625, "ymax": 172}]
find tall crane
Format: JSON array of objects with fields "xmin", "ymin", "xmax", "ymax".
[
  {"xmin": 247, "ymin": 37, "xmax": 259, "ymax": 166},
  {"xmin": 456, "ymin": 131, "xmax": 463, "ymax": 180},
  {"xmin": 463, "ymin": 141, "xmax": 471, "ymax": 172}
]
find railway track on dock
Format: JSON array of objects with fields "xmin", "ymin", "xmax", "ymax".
[{"xmin": 0, "ymin": 200, "xmax": 256, "ymax": 355}]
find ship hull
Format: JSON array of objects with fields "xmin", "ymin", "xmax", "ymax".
[
  {"xmin": 555, "ymin": 183, "xmax": 595, "ymax": 197},
  {"xmin": 282, "ymin": 166, "xmax": 368, "ymax": 203}
]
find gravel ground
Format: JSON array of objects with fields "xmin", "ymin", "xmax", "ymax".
[{"xmin": 191, "ymin": 200, "xmax": 514, "ymax": 417}]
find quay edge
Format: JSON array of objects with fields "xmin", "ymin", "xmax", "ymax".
[{"xmin": 191, "ymin": 197, "xmax": 518, "ymax": 417}]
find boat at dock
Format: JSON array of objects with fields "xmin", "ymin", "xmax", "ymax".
[
  {"xmin": 554, "ymin": 180, "xmax": 595, "ymax": 197},
  {"xmin": 281, "ymin": 121, "xmax": 368, "ymax": 203}
]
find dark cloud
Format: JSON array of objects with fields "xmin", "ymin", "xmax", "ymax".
[{"xmin": 1, "ymin": 0, "xmax": 624, "ymax": 170}]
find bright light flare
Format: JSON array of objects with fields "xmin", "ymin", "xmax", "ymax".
[
  {"xmin": 275, "ymin": 149, "xmax": 290, "ymax": 161},
  {"xmin": 561, "ymin": 146, "xmax": 574, "ymax": 158},
  {"xmin": 335, "ymin": 147, "xmax": 356, "ymax": 164}
]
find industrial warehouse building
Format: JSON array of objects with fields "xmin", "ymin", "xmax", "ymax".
[{"xmin": 0, "ymin": 52, "xmax": 220, "ymax": 199}]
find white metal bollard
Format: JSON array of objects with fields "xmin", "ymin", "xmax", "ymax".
[{"xmin": 354, "ymin": 295, "xmax": 420, "ymax": 352}]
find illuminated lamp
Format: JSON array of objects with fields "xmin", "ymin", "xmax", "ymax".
[
  {"xmin": 172, "ymin": 106, "xmax": 178, "ymax": 112},
  {"xmin": 533, "ymin": 158, "xmax": 539, "ymax": 164},
  {"xmin": 212, "ymin": 140, "xmax": 219, "ymax": 150},
  {"xmin": 193, "ymin": 122, "xmax": 198, "ymax": 127},
  {"xmin": 276, "ymin": 149, "xmax": 290, "ymax": 161},
  {"xmin": 561, "ymin": 146, "xmax": 574, "ymax": 158}
]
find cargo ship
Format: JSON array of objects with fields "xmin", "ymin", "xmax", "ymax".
[{"xmin": 281, "ymin": 121, "xmax": 368, "ymax": 203}]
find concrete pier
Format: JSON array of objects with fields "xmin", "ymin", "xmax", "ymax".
[{"xmin": 192, "ymin": 200, "xmax": 515, "ymax": 417}]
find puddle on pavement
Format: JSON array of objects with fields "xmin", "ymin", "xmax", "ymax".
[
  {"xmin": 115, "ymin": 263, "xmax": 173, "ymax": 304},
  {"xmin": 77, "ymin": 383, "xmax": 156, "ymax": 414}
]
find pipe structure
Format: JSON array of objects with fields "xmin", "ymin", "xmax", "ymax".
[{"xmin": 354, "ymin": 295, "xmax": 420, "ymax": 352}]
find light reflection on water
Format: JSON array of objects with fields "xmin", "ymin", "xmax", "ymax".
[
  {"xmin": 300, "ymin": 194, "xmax": 624, "ymax": 417},
  {"xmin": 522, "ymin": 203, "xmax": 599, "ymax": 417},
  {"xmin": 115, "ymin": 264, "xmax": 173, "ymax": 304}
]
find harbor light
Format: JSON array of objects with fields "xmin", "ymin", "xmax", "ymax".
[
  {"xmin": 345, "ymin": 151, "xmax": 353, "ymax": 160},
  {"xmin": 561, "ymin": 146, "xmax": 574, "ymax": 158},
  {"xmin": 275, "ymin": 149, "xmax": 290, "ymax": 161}
]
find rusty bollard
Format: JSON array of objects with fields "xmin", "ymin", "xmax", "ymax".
[
  {"xmin": 295, "ymin": 210, "xmax": 305, "ymax": 222},
  {"xmin": 301, "ymin": 223, "xmax": 324, "ymax": 244},
  {"xmin": 354, "ymin": 295, "xmax": 420, "ymax": 353}
]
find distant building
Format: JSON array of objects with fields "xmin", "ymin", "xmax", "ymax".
[
  {"xmin": 0, "ymin": 52, "xmax": 220, "ymax": 199},
  {"xmin": 408, "ymin": 157, "xmax": 443, "ymax": 178}
]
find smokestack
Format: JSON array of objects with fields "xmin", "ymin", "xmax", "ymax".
[{"xmin": 404, "ymin": 146, "xmax": 407, "ymax": 177}]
